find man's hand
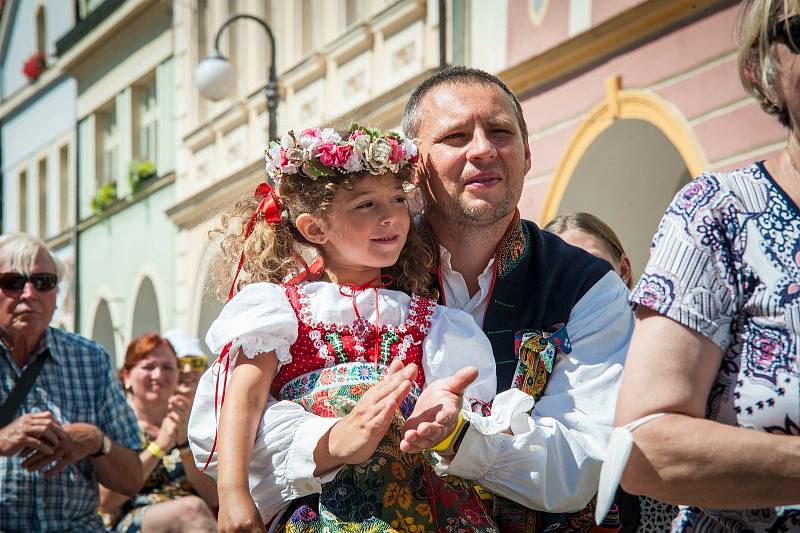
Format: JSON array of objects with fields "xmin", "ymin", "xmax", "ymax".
[
  {"xmin": 317, "ymin": 359, "xmax": 417, "ymax": 470},
  {"xmin": 20, "ymin": 422, "xmax": 102, "ymax": 478},
  {"xmin": 400, "ymin": 366, "xmax": 478, "ymax": 454},
  {"xmin": 0, "ymin": 411, "xmax": 66, "ymax": 457}
]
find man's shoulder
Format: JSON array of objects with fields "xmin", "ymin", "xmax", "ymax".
[
  {"xmin": 520, "ymin": 219, "xmax": 612, "ymax": 281},
  {"xmin": 49, "ymin": 327, "xmax": 112, "ymax": 361}
]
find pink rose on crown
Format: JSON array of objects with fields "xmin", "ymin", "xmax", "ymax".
[
  {"xmin": 335, "ymin": 144, "xmax": 353, "ymax": 166},
  {"xmin": 348, "ymin": 130, "xmax": 365, "ymax": 141},
  {"xmin": 387, "ymin": 138, "xmax": 405, "ymax": 163},
  {"xmin": 317, "ymin": 143, "xmax": 338, "ymax": 166},
  {"xmin": 302, "ymin": 128, "xmax": 321, "ymax": 138}
]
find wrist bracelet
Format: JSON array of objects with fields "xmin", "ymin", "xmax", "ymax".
[
  {"xmin": 429, "ymin": 411, "xmax": 465, "ymax": 452},
  {"xmin": 146, "ymin": 442, "xmax": 165, "ymax": 459},
  {"xmin": 175, "ymin": 440, "xmax": 190, "ymax": 451}
]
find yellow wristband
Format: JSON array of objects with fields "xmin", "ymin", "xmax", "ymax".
[
  {"xmin": 146, "ymin": 442, "xmax": 165, "ymax": 458},
  {"xmin": 429, "ymin": 411, "xmax": 465, "ymax": 452}
]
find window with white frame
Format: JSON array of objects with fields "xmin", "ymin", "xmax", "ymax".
[
  {"xmin": 96, "ymin": 101, "xmax": 119, "ymax": 185},
  {"xmin": 37, "ymin": 158, "xmax": 47, "ymax": 238},
  {"xmin": 18, "ymin": 170, "xmax": 28, "ymax": 233},
  {"xmin": 59, "ymin": 144, "xmax": 70, "ymax": 231},
  {"xmin": 133, "ymin": 74, "xmax": 158, "ymax": 164}
]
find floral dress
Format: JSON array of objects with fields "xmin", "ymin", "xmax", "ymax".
[
  {"xmin": 105, "ymin": 427, "xmax": 199, "ymax": 533},
  {"xmin": 189, "ymin": 281, "xmax": 498, "ymax": 532},
  {"xmin": 630, "ymin": 162, "xmax": 800, "ymax": 532}
]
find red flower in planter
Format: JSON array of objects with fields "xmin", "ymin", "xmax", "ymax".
[{"xmin": 22, "ymin": 52, "xmax": 47, "ymax": 82}]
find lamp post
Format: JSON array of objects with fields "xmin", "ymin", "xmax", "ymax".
[{"xmin": 194, "ymin": 14, "xmax": 278, "ymax": 142}]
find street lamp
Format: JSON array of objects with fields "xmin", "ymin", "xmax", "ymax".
[{"xmin": 194, "ymin": 14, "xmax": 278, "ymax": 142}]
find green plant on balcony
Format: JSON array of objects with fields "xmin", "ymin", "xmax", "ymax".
[
  {"xmin": 90, "ymin": 181, "xmax": 118, "ymax": 216},
  {"xmin": 128, "ymin": 160, "xmax": 158, "ymax": 195}
]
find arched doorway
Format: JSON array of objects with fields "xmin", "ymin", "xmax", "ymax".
[
  {"xmin": 540, "ymin": 79, "xmax": 707, "ymax": 280},
  {"xmin": 131, "ymin": 277, "xmax": 161, "ymax": 339},
  {"xmin": 555, "ymin": 119, "xmax": 691, "ymax": 276},
  {"xmin": 91, "ymin": 299, "xmax": 117, "ymax": 365}
]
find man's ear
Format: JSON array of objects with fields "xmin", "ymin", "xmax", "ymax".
[
  {"xmin": 523, "ymin": 139, "xmax": 532, "ymax": 175},
  {"xmin": 295, "ymin": 213, "xmax": 328, "ymax": 245}
]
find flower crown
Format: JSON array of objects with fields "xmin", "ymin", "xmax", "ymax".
[{"xmin": 264, "ymin": 123, "xmax": 418, "ymax": 186}]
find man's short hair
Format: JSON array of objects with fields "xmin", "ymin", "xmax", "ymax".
[
  {"xmin": 0, "ymin": 233, "xmax": 66, "ymax": 279},
  {"xmin": 402, "ymin": 66, "xmax": 529, "ymax": 141}
]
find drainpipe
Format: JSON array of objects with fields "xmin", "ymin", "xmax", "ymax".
[{"xmin": 72, "ymin": 119, "xmax": 80, "ymax": 334}]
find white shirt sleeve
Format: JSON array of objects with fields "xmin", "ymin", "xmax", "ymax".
[
  {"xmin": 205, "ymin": 282, "xmax": 299, "ymax": 367},
  {"xmin": 436, "ymin": 271, "xmax": 632, "ymax": 513},
  {"xmin": 423, "ymin": 305, "xmax": 497, "ymax": 407}
]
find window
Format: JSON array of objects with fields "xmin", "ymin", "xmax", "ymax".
[
  {"xmin": 18, "ymin": 170, "xmax": 28, "ymax": 233},
  {"xmin": 96, "ymin": 102, "xmax": 119, "ymax": 185},
  {"xmin": 196, "ymin": 0, "xmax": 212, "ymax": 122},
  {"xmin": 77, "ymin": 0, "xmax": 105, "ymax": 21},
  {"xmin": 38, "ymin": 158, "xmax": 48, "ymax": 237},
  {"xmin": 59, "ymin": 145, "xmax": 70, "ymax": 230},
  {"xmin": 133, "ymin": 75, "xmax": 158, "ymax": 163},
  {"xmin": 345, "ymin": 0, "xmax": 364, "ymax": 28},
  {"xmin": 225, "ymin": 0, "xmax": 240, "ymax": 94},
  {"xmin": 301, "ymin": 0, "xmax": 314, "ymax": 55},
  {"xmin": 35, "ymin": 6, "xmax": 46, "ymax": 55}
]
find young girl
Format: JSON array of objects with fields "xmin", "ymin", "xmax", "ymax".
[{"xmin": 188, "ymin": 125, "xmax": 497, "ymax": 532}]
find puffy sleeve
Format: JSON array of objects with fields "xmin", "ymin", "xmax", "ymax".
[
  {"xmin": 630, "ymin": 173, "xmax": 740, "ymax": 351},
  {"xmin": 205, "ymin": 282, "xmax": 299, "ymax": 367},
  {"xmin": 423, "ymin": 305, "xmax": 497, "ymax": 408}
]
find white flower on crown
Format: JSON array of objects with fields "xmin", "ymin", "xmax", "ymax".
[
  {"xmin": 320, "ymin": 128, "xmax": 342, "ymax": 143},
  {"xmin": 343, "ymin": 150, "xmax": 364, "ymax": 173},
  {"xmin": 402, "ymin": 138, "xmax": 418, "ymax": 163}
]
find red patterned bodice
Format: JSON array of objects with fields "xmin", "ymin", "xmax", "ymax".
[{"xmin": 271, "ymin": 284, "xmax": 436, "ymax": 396}]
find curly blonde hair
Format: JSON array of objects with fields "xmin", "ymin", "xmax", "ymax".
[{"xmin": 209, "ymin": 169, "xmax": 434, "ymax": 300}]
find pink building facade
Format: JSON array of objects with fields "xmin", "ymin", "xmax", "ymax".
[{"xmin": 500, "ymin": 0, "xmax": 786, "ymax": 274}]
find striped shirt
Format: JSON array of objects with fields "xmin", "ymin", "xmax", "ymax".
[{"xmin": 0, "ymin": 328, "xmax": 140, "ymax": 533}]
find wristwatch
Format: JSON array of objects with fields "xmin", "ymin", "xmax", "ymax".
[{"xmin": 90, "ymin": 432, "xmax": 112, "ymax": 458}]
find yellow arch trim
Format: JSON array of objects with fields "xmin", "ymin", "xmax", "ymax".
[{"xmin": 539, "ymin": 76, "xmax": 708, "ymax": 224}]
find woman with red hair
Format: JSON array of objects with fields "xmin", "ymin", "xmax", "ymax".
[{"xmin": 99, "ymin": 333, "xmax": 217, "ymax": 533}]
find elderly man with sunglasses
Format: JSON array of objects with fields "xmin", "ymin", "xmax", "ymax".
[{"xmin": 0, "ymin": 233, "xmax": 142, "ymax": 533}]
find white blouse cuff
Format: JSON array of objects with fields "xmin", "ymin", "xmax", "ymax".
[
  {"xmin": 232, "ymin": 334, "xmax": 293, "ymax": 368},
  {"xmin": 436, "ymin": 388, "xmax": 535, "ymax": 478},
  {"xmin": 285, "ymin": 416, "xmax": 343, "ymax": 493}
]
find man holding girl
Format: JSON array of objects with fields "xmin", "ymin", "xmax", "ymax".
[{"xmin": 189, "ymin": 67, "xmax": 633, "ymax": 532}]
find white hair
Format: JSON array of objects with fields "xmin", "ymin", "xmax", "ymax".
[{"xmin": 0, "ymin": 233, "xmax": 66, "ymax": 279}]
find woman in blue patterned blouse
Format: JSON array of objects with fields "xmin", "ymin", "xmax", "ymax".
[{"xmin": 615, "ymin": 1, "xmax": 800, "ymax": 532}]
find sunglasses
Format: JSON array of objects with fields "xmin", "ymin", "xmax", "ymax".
[
  {"xmin": 178, "ymin": 355, "xmax": 208, "ymax": 370},
  {"xmin": 769, "ymin": 15, "xmax": 800, "ymax": 53},
  {"xmin": 0, "ymin": 272, "xmax": 58, "ymax": 292}
]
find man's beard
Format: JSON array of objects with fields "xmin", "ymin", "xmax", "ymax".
[{"xmin": 446, "ymin": 190, "xmax": 517, "ymax": 227}]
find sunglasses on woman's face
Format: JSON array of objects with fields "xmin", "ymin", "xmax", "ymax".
[
  {"xmin": 0, "ymin": 272, "xmax": 58, "ymax": 292},
  {"xmin": 770, "ymin": 15, "xmax": 800, "ymax": 53},
  {"xmin": 178, "ymin": 355, "xmax": 208, "ymax": 371}
]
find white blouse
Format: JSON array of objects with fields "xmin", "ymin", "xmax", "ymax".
[{"xmin": 188, "ymin": 281, "xmax": 497, "ymax": 521}]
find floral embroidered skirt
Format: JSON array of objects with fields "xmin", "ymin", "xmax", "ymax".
[{"xmin": 273, "ymin": 363, "xmax": 498, "ymax": 533}]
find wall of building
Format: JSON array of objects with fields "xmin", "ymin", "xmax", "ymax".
[
  {"xmin": 79, "ymin": 183, "xmax": 176, "ymax": 365},
  {"xmin": 502, "ymin": 1, "xmax": 784, "ymax": 278}
]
